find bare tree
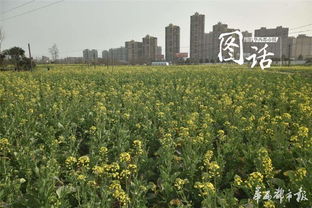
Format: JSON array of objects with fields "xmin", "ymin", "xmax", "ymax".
[
  {"xmin": 49, "ymin": 43, "xmax": 59, "ymax": 61},
  {"xmin": 0, "ymin": 27, "xmax": 5, "ymax": 53}
]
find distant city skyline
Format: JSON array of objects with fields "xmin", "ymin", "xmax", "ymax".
[{"xmin": 1, "ymin": 0, "xmax": 312, "ymax": 58}]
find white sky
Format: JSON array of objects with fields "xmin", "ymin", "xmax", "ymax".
[{"xmin": 1, "ymin": 0, "xmax": 312, "ymax": 58}]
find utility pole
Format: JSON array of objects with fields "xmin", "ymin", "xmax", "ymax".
[
  {"xmin": 112, "ymin": 50, "xmax": 114, "ymax": 71},
  {"xmin": 28, "ymin": 43, "xmax": 33, "ymax": 71},
  {"xmin": 93, "ymin": 52, "xmax": 96, "ymax": 69},
  {"xmin": 106, "ymin": 52, "xmax": 109, "ymax": 70},
  {"xmin": 279, "ymin": 37, "xmax": 282, "ymax": 66},
  {"xmin": 288, "ymin": 44, "xmax": 291, "ymax": 67}
]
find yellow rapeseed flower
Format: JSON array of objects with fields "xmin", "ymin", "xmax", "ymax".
[
  {"xmin": 87, "ymin": 180, "xmax": 98, "ymax": 187},
  {"xmin": 78, "ymin": 155, "xmax": 90, "ymax": 167},
  {"xmin": 298, "ymin": 126, "xmax": 309, "ymax": 137},
  {"xmin": 127, "ymin": 164, "xmax": 137, "ymax": 173},
  {"xmin": 0, "ymin": 138, "xmax": 10, "ymax": 153},
  {"xmin": 179, "ymin": 127, "xmax": 189, "ymax": 137},
  {"xmin": 119, "ymin": 152, "xmax": 131, "ymax": 163},
  {"xmin": 174, "ymin": 178, "xmax": 189, "ymax": 191},
  {"xmin": 109, "ymin": 180, "xmax": 130, "ymax": 205},
  {"xmin": 133, "ymin": 140, "xmax": 142, "ymax": 148},
  {"xmin": 65, "ymin": 156, "xmax": 77, "ymax": 169},
  {"xmin": 89, "ymin": 126, "xmax": 97, "ymax": 134},
  {"xmin": 234, "ymin": 175, "xmax": 243, "ymax": 186},
  {"xmin": 246, "ymin": 172, "xmax": 264, "ymax": 189},
  {"xmin": 169, "ymin": 199, "xmax": 182, "ymax": 206},
  {"xmin": 258, "ymin": 148, "xmax": 274, "ymax": 178},
  {"xmin": 120, "ymin": 169, "xmax": 131, "ymax": 179},
  {"xmin": 194, "ymin": 182, "xmax": 215, "ymax": 196},
  {"xmin": 203, "ymin": 150, "xmax": 213, "ymax": 167},
  {"xmin": 295, "ymin": 168, "xmax": 307, "ymax": 181},
  {"xmin": 92, "ymin": 165, "xmax": 104, "ymax": 175},
  {"xmin": 100, "ymin": 146, "xmax": 108, "ymax": 153},
  {"xmin": 133, "ymin": 140, "xmax": 143, "ymax": 155},
  {"xmin": 264, "ymin": 200, "xmax": 275, "ymax": 208},
  {"xmin": 77, "ymin": 174, "xmax": 87, "ymax": 181}
]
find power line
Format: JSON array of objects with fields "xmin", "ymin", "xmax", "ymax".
[
  {"xmin": 0, "ymin": 0, "xmax": 64, "ymax": 22},
  {"xmin": 290, "ymin": 23, "xmax": 312, "ymax": 31},
  {"xmin": 289, "ymin": 29, "xmax": 312, "ymax": 35},
  {"xmin": 62, "ymin": 49, "xmax": 84, "ymax": 54},
  {"xmin": 2, "ymin": 0, "xmax": 36, "ymax": 15}
]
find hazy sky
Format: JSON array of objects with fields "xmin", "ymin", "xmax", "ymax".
[{"xmin": 1, "ymin": 0, "xmax": 312, "ymax": 58}]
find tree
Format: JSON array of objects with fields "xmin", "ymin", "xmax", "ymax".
[
  {"xmin": 4, "ymin": 47, "xmax": 25, "ymax": 70},
  {"xmin": 49, "ymin": 44, "xmax": 59, "ymax": 61},
  {"xmin": 0, "ymin": 53, "xmax": 5, "ymax": 69},
  {"xmin": 0, "ymin": 27, "xmax": 5, "ymax": 53},
  {"xmin": 3, "ymin": 47, "xmax": 33, "ymax": 71}
]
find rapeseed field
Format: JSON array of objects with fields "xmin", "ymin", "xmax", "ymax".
[{"xmin": 0, "ymin": 65, "xmax": 311, "ymax": 207}]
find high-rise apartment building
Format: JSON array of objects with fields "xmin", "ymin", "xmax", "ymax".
[
  {"xmin": 83, "ymin": 49, "xmax": 90, "ymax": 60},
  {"xmin": 203, "ymin": 32, "xmax": 213, "ymax": 61},
  {"xmin": 203, "ymin": 22, "xmax": 237, "ymax": 62},
  {"xmin": 125, "ymin": 40, "xmax": 143, "ymax": 64},
  {"xmin": 83, "ymin": 49, "xmax": 98, "ymax": 61},
  {"xmin": 165, "ymin": 24, "xmax": 180, "ymax": 62},
  {"xmin": 109, "ymin": 47, "xmax": 128, "ymax": 63},
  {"xmin": 102, "ymin": 50, "xmax": 109, "ymax": 59},
  {"xmin": 212, "ymin": 22, "xmax": 236, "ymax": 61},
  {"xmin": 254, "ymin": 26, "xmax": 289, "ymax": 59},
  {"xmin": 142, "ymin": 35, "xmax": 157, "ymax": 63},
  {"xmin": 156, "ymin": 46, "xmax": 164, "ymax": 61},
  {"xmin": 190, "ymin": 12, "xmax": 205, "ymax": 63},
  {"xmin": 292, "ymin": 34, "xmax": 312, "ymax": 59}
]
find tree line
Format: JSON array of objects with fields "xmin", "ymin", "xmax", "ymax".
[
  {"xmin": 0, "ymin": 28, "xmax": 34, "ymax": 71},
  {"xmin": 0, "ymin": 28, "xmax": 60, "ymax": 71}
]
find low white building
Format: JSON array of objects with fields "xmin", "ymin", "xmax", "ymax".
[{"xmin": 151, "ymin": 61, "xmax": 170, "ymax": 66}]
